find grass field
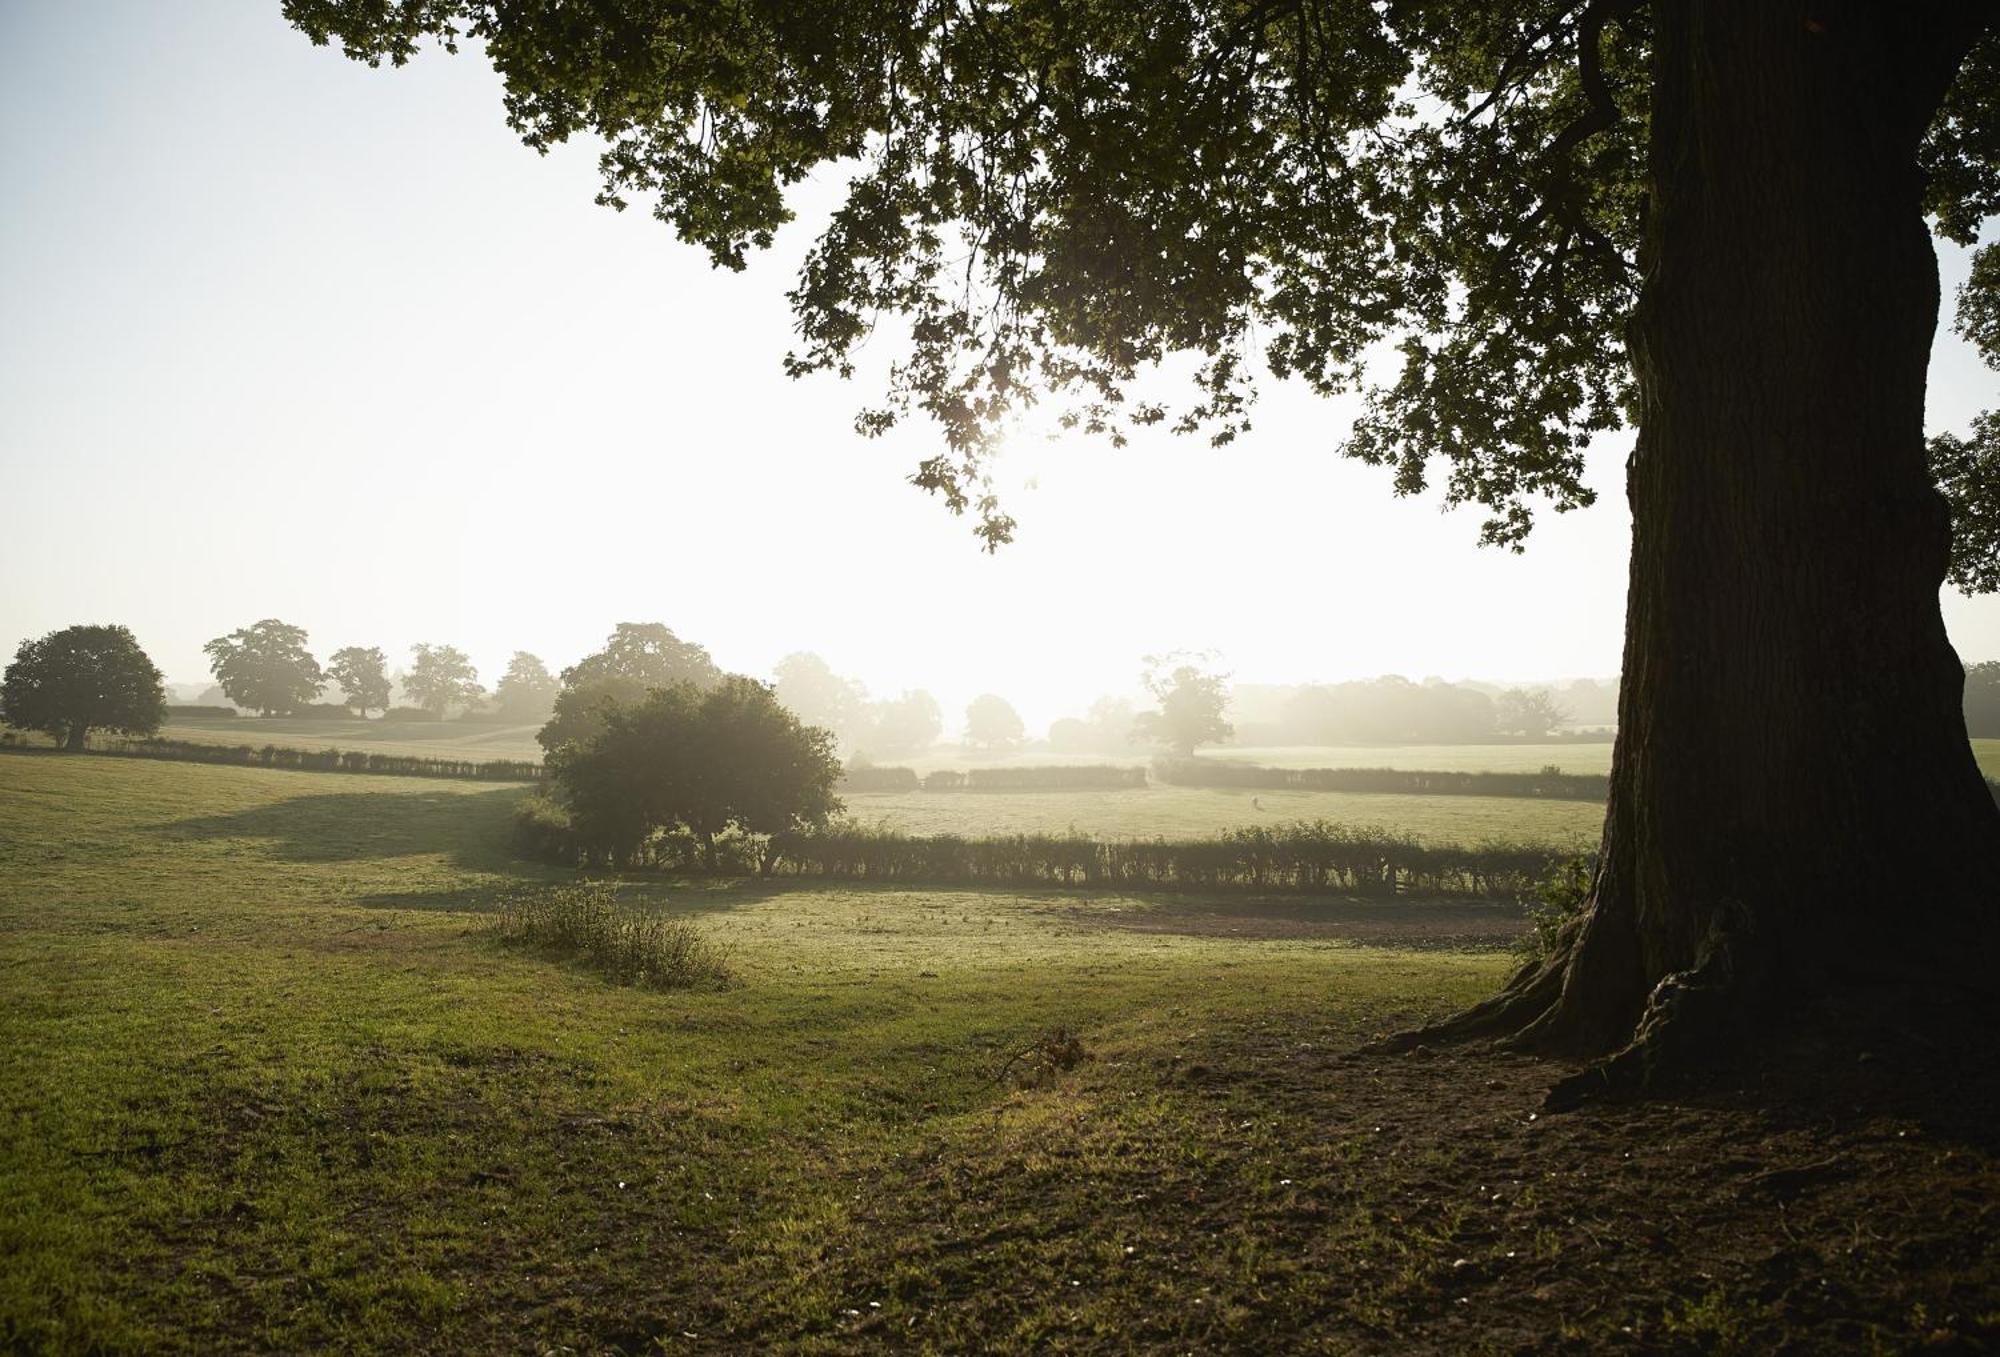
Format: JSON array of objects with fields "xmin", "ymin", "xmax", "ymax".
[
  {"xmin": 157, "ymin": 716, "xmax": 549, "ymax": 762},
  {"xmin": 840, "ymin": 785, "xmax": 1600, "ymax": 846},
  {"xmin": 154, "ymin": 717, "xmax": 2000, "ymax": 782},
  {"xmin": 3, "ymin": 753, "xmax": 1993, "ymax": 1352}
]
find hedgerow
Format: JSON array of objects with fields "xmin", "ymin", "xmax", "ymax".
[
  {"xmin": 1152, "ymin": 758, "xmax": 1608, "ymax": 801},
  {"xmin": 507, "ymin": 800, "xmax": 1563, "ymax": 901},
  {"xmin": 1, "ymin": 734, "xmax": 543, "ymax": 781}
]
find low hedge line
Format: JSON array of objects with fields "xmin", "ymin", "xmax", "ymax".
[
  {"xmin": 508, "ymin": 796, "xmax": 1560, "ymax": 900},
  {"xmin": 763, "ymin": 821, "xmax": 1561, "ymax": 897},
  {"xmin": 1152, "ymin": 758, "xmax": 1608, "ymax": 801},
  {"xmin": 165, "ymin": 705, "xmax": 238, "ymax": 719},
  {"xmin": 0, "ymin": 734, "xmax": 543, "ymax": 781}
]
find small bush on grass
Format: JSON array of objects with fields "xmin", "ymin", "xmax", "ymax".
[{"xmin": 492, "ymin": 883, "xmax": 729, "ymax": 989}]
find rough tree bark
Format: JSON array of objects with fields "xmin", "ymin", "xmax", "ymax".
[{"xmin": 1423, "ymin": 2, "xmax": 2000, "ymax": 1096}]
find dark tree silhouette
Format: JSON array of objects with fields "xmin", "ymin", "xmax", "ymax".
[
  {"xmin": 286, "ymin": 2, "xmax": 2000, "ymax": 1090},
  {"xmin": 551, "ymin": 676, "xmax": 843, "ymax": 869},
  {"xmin": 326, "ymin": 645, "xmax": 391, "ymax": 719},
  {"xmin": 204, "ymin": 618, "xmax": 323, "ymax": 716},
  {"xmin": 2, "ymin": 624, "xmax": 167, "ymax": 750}
]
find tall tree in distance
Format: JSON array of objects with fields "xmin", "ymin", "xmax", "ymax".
[
  {"xmin": 863, "ymin": 689, "xmax": 944, "ymax": 760},
  {"xmin": 286, "ymin": 2, "xmax": 2000, "ymax": 1092},
  {"xmin": 540, "ymin": 623, "xmax": 722, "ymax": 754},
  {"xmin": 1494, "ymin": 688, "xmax": 1572, "ymax": 740},
  {"xmin": 773, "ymin": 652, "xmax": 870, "ymax": 748},
  {"xmin": 204, "ymin": 618, "xmax": 323, "ymax": 717},
  {"xmin": 963, "ymin": 694, "xmax": 1025, "ymax": 752},
  {"xmin": 326, "ymin": 645, "xmax": 391, "ymax": 719},
  {"xmin": 403, "ymin": 644, "xmax": 483, "ymax": 716},
  {"xmin": 1133, "ymin": 653, "xmax": 1234, "ymax": 757},
  {"xmin": 2, "ymin": 624, "xmax": 166, "ymax": 750},
  {"xmin": 493, "ymin": 651, "xmax": 560, "ymax": 721}
]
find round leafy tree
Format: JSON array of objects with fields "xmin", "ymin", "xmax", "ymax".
[
  {"xmin": 1134, "ymin": 653, "xmax": 1235, "ymax": 757},
  {"xmin": 2, "ymin": 624, "xmax": 167, "ymax": 751},
  {"xmin": 204, "ymin": 618, "xmax": 324, "ymax": 717},
  {"xmin": 963, "ymin": 694, "xmax": 1026, "ymax": 751},
  {"xmin": 539, "ymin": 622, "xmax": 723, "ymax": 755},
  {"xmin": 551, "ymin": 675, "xmax": 843, "ymax": 868}
]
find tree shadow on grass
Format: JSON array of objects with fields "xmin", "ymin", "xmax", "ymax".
[{"xmin": 154, "ymin": 785, "xmax": 536, "ymax": 871}]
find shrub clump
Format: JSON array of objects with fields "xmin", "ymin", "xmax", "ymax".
[
  {"xmin": 492, "ymin": 883, "xmax": 729, "ymax": 989},
  {"xmin": 1523, "ymin": 852, "xmax": 1597, "ymax": 957}
]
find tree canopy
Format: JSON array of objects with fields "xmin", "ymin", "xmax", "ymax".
[
  {"xmin": 492, "ymin": 651, "xmax": 560, "ymax": 720},
  {"xmin": 326, "ymin": 645, "xmax": 392, "ymax": 719},
  {"xmin": 283, "ymin": 0, "xmax": 1999, "ymax": 563},
  {"xmin": 1133, "ymin": 654, "xmax": 1234, "ymax": 756},
  {"xmin": 204, "ymin": 619, "xmax": 323, "ymax": 716},
  {"xmin": 540, "ymin": 622, "xmax": 723, "ymax": 754},
  {"xmin": 963, "ymin": 693, "xmax": 1025, "ymax": 750},
  {"xmin": 404, "ymin": 644, "xmax": 484, "ymax": 715},
  {"xmin": 550, "ymin": 675, "xmax": 843, "ymax": 867},
  {"xmin": 1, "ymin": 624, "xmax": 167, "ymax": 750}
]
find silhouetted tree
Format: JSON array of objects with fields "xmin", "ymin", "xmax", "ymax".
[
  {"xmin": 863, "ymin": 689, "xmax": 944, "ymax": 759},
  {"xmin": 290, "ymin": 3, "xmax": 2000, "ymax": 1089},
  {"xmin": 551, "ymin": 676, "xmax": 842, "ymax": 869},
  {"xmin": 963, "ymin": 694, "xmax": 1025, "ymax": 751},
  {"xmin": 2, "ymin": 624, "xmax": 166, "ymax": 750},
  {"xmin": 539, "ymin": 623, "xmax": 722, "ymax": 754},
  {"xmin": 204, "ymin": 619, "xmax": 323, "ymax": 716},
  {"xmin": 1494, "ymin": 688, "xmax": 1572, "ymax": 739},
  {"xmin": 326, "ymin": 645, "xmax": 391, "ymax": 719},
  {"xmin": 404, "ymin": 644, "xmax": 483, "ymax": 716},
  {"xmin": 493, "ymin": 651, "xmax": 560, "ymax": 720},
  {"xmin": 1133, "ymin": 654, "xmax": 1234, "ymax": 757}
]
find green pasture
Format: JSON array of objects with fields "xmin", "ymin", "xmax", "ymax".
[
  {"xmin": 156, "ymin": 716, "xmax": 548, "ymax": 762},
  {"xmin": 0, "ymin": 753, "xmax": 1517, "ymax": 1352},
  {"xmin": 839, "ymin": 784, "xmax": 1600, "ymax": 847},
  {"xmin": 150, "ymin": 716, "xmax": 2000, "ymax": 784}
]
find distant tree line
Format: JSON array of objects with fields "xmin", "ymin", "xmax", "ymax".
[
  {"xmin": 1224, "ymin": 676, "xmax": 1600, "ymax": 746},
  {"xmin": 197, "ymin": 619, "xmax": 560, "ymax": 722}
]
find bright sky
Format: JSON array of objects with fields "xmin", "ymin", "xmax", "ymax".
[{"xmin": 4, "ymin": 1, "xmax": 1997, "ymax": 732}]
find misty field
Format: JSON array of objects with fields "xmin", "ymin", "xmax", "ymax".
[
  {"xmin": 156, "ymin": 716, "xmax": 549, "ymax": 763},
  {"xmin": 4, "ymin": 752, "xmax": 1994, "ymax": 1354},
  {"xmin": 151, "ymin": 717, "xmax": 2000, "ymax": 783},
  {"xmin": 839, "ymin": 785, "xmax": 1600, "ymax": 847}
]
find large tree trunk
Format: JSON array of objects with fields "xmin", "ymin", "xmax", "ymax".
[
  {"xmin": 1429, "ymin": 3, "xmax": 2000, "ymax": 1095},
  {"xmin": 63, "ymin": 723, "xmax": 88, "ymax": 752}
]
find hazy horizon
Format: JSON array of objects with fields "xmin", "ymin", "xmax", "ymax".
[{"xmin": 6, "ymin": 0, "xmax": 1997, "ymax": 734}]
